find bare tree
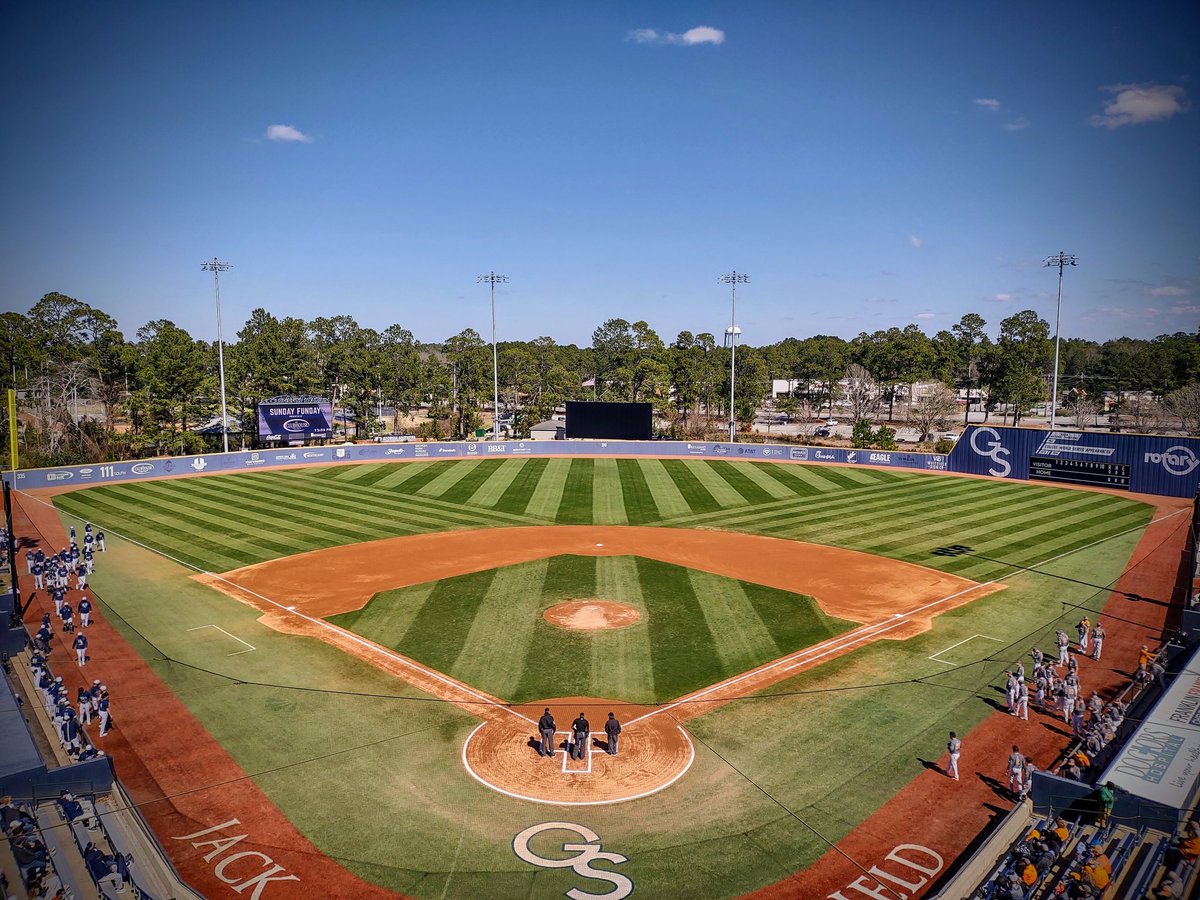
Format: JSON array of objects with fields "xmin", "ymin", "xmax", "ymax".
[
  {"xmin": 1118, "ymin": 392, "xmax": 1167, "ymax": 433},
  {"xmin": 1070, "ymin": 395, "xmax": 1101, "ymax": 430},
  {"xmin": 1165, "ymin": 383, "xmax": 1200, "ymax": 435},
  {"xmin": 843, "ymin": 363, "xmax": 880, "ymax": 424},
  {"xmin": 907, "ymin": 382, "xmax": 958, "ymax": 441}
]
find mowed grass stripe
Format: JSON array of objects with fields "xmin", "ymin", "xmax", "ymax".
[
  {"xmin": 682, "ymin": 460, "xmax": 754, "ymax": 508},
  {"xmin": 132, "ymin": 478, "xmax": 395, "ymax": 549},
  {"xmin": 640, "ymin": 556, "xmax": 719, "ymax": 700},
  {"xmin": 686, "ymin": 472, "xmax": 985, "ymax": 535},
  {"xmin": 416, "ymin": 458, "xmax": 488, "ymax": 499},
  {"xmin": 615, "ymin": 459, "xmax": 660, "ymax": 525},
  {"xmin": 55, "ymin": 491, "xmax": 254, "ymax": 571},
  {"xmin": 235, "ymin": 471, "xmax": 499, "ymax": 534},
  {"xmin": 330, "ymin": 581, "xmax": 438, "ymax": 637},
  {"xmin": 705, "ymin": 460, "xmax": 777, "ymax": 505},
  {"xmin": 556, "ymin": 459, "xmax": 595, "ymax": 524},
  {"xmin": 852, "ymin": 488, "xmax": 1132, "ymax": 560},
  {"xmin": 493, "ymin": 458, "xmax": 551, "ymax": 517},
  {"xmin": 464, "ymin": 458, "xmax": 528, "ymax": 509},
  {"xmin": 743, "ymin": 581, "xmax": 854, "ymax": 649},
  {"xmin": 513, "ymin": 555, "xmax": 596, "ymax": 701},
  {"xmin": 524, "ymin": 458, "xmax": 572, "ymax": 519},
  {"xmin": 389, "ymin": 568, "xmax": 498, "ymax": 674},
  {"xmin": 942, "ymin": 503, "xmax": 1152, "ymax": 579},
  {"xmin": 271, "ymin": 469, "xmax": 536, "ymax": 528},
  {"xmin": 659, "ymin": 460, "xmax": 723, "ymax": 514},
  {"xmin": 382, "ymin": 463, "xmax": 451, "ymax": 496},
  {"xmin": 591, "ymin": 458, "xmax": 628, "ymax": 525},
  {"xmin": 754, "ymin": 462, "xmax": 843, "ymax": 497},
  {"xmin": 66, "ymin": 483, "xmax": 308, "ymax": 558},
  {"xmin": 594, "ymin": 557, "xmax": 656, "ymax": 702},
  {"xmin": 452, "ymin": 559, "xmax": 548, "ymax": 697},
  {"xmin": 427, "ymin": 458, "xmax": 504, "ymax": 504},
  {"xmin": 686, "ymin": 570, "xmax": 780, "ymax": 671},
  {"xmin": 373, "ymin": 461, "xmax": 444, "ymax": 490},
  {"xmin": 639, "ymin": 460, "xmax": 693, "ymax": 519},
  {"xmin": 328, "ymin": 464, "xmax": 388, "ymax": 482},
  {"xmin": 770, "ymin": 478, "xmax": 1095, "ymax": 548}
]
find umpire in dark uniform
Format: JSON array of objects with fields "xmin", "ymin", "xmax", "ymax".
[
  {"xmin": 604, "ymin": 712, "xmax": 621, "ymax": 756},
  {"xmin": 538, "ymin": 708, "xmax": 556, "ymax": 758},
  {"xmin": 571, "ymin": 712, "xmax": 590, "ymax": 760}
]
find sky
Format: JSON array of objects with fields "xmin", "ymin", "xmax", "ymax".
[{"xmin": 2, "ymin": 2, "xmax": 1197, "ymax": 349}]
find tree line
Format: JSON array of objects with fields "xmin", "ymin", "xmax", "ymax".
[{"xmin": 2, "ymin": 292, "xmax": 1197, "ymax": 467}]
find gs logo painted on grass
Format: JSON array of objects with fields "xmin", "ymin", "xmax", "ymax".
[{"xmin": 513, "ymin": 822, "xmax": 633, "ymax": 899}]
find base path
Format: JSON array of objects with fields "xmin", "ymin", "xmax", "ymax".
[{"xmin": 217, "ymin": 525, "xmax": 996, "ymax": 628}]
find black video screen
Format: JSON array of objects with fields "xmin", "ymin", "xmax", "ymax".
[{"xmin": 564, "ymin": 401, "xmax": 653, "ymax": 440}]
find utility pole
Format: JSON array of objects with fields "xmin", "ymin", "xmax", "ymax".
[
  {"xmin": 719, "ymin": 272, "xmax": 749, "ymax": 442},
  {"xmin": 1043, "ymin": 252, "xmax": 1077, "ymax": 429},
  {"xmin": 477, "ymin": 272, "xmax": 508, "ymax": 438},
  {"xmin": 202, "ymin": 258, "xmax": 233, "ymax": 452}
]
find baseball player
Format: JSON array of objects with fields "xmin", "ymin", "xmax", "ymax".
[
  {"xmin": 60, "ymin": 601, "xmax": 75, "ymax": 633},
  {"xmin": 78, "ymin": 596, "xmax": 92, "ymax": 628},
  {"xmin": 97, "ymin": 688, "xmax": 111, "ymax": 736},
  {"xmin": 1056, "ymin": 630, "xmax": 1070, "ymax": 665},
  {"xmin": 1007, "ymin": 745, "xmax": 1025, "ymax": 797},
  {"xmin": 604, "ymin": 712, "xmax": 621, "ymax": 756},
  {"xmin": 73, "ymin": 632, "xmax": 88, "ymax": 666},
  {"xmin": 96, "ymin": 530, "xmax": 106, "ymax": 552},
  {"xmin": 61, "ymin": 709, "xmax": 83, "ymax": 755},
  {"xmin": 25, "ymin": 549, "xmax": 34, "ymax": 574},
  {"xmin": 1020, "ymin": 757, "xmax": 1037, "ymax": 800},
  {"xmin": 77, "ymin": 686, "xmax": 92, "ymax": 724},
  {"xmin": 946, "ymin": 731, "xmax": 961, "ymax": 781},
  {"xmin": 571, "ymin": 712, "xmax": 589, "ymax": 760},
  {"xmin": 1077, "ymin": 616, "xmax": 1090, "ymax": 654},
  {"xmin": 538, "ymin": 708, "xmax": 556, "ymax": 758},
  {"xmin": 31, "ymin": 560, "xmax": 44, "ymax": 590},
  {"xmin": 1091, "ymin": 623, "xmax": 1105, "ymax": 660},
  {"xmin": 75, "ymin": 563, "xmax": 87, "ymax": 591},
  {"xmin": 1016, "ymin": 681, "xmax": 1029, "ymax": 721}
]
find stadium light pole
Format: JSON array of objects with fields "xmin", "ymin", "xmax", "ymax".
[
  {"xmin": 1043, "ymin": 252, "xmax": 1077, "ymax": 430},
  {"xmin": 202, "ymin": 257, "xmax": 233, "ymax": 453},
  {"xmin": 478, "ymin": 272, "xmax": 508, "ymax": 438},
  {"xmin": 720, "ymin": 271, "xmax": 749, "ymax": 443}
]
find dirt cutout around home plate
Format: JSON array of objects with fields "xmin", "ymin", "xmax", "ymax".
[{"xmin": 544, "ymin": 600, "xmax": 641, "ymax": 631}]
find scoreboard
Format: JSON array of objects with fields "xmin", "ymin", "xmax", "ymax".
[{"xmin": 1028, "ymin": 455, "xmax": 1130, "ymax": 489}]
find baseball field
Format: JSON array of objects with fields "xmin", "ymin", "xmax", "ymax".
[{"xmin": 41, "ymin": 456, "xmax": 1156, "ymax": 897}]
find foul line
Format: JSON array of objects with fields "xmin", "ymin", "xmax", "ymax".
[
  {"xmin": 26, "ymin": 491, "xmax": 535, "ymax": 728},
  {"xmin": 186, "ymin": 624, "xmax": 257, "ymax": 656},
  {"xmin": 927, "ymin": 633, "xmax": 1004, "ymax": 666}
]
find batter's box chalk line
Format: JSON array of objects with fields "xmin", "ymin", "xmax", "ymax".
[
  {"xmin": 927, "ymin": 633, "xmax": 1004, "ymax": 665},
  {"xmin": 186, "ymin": 624, "xmax": 257, "ymax": 656}
]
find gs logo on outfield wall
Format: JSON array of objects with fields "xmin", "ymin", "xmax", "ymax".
[{"xmin": 967, "ymin": 427, "xmax": 1012, "ymax": 478}]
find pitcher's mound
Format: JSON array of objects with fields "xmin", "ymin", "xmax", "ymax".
[{"xmin": 544, "ymin": 600, "xmax": 641, "ymax": 631}]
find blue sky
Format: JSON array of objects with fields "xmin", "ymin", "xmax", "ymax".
[{"xmin": 2, "ymin": 2, "xmax": 1196, "ymax": 348}]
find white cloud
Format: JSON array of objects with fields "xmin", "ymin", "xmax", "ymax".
[
  {"xmin": 628, "ymin": 25, "xmax": 725, "ymax": 46},
  {"xmin": 1149, "ymin": 285, "xmax": 1186, "ymax": 296},
  {"xmin": 914, "ymin": 312, "xmax": 935, "ymax": 321},
  {"xmin": 1089, "ymin": 83, "xmax": 1189, "ymax": 129},
  {"xmin": 908, "ymin": 234, "xmax": 923, "ymax": 249},
  {"xmin": 1004, "ymin": 116, "xmax": 1031, "ymax": 131},
  {"xmin": 266, "ymin": 124, "xmax": 314, "ymax": 143},
  {"xmin": 1171, "ymin": 303, "xmax": 1200, "ymax": 315},
  {"xmin": 992, "ymin": 293, "xmax": 1012, "ymax": 302},
  {"xmin": 679, "ymin": 26, "xmax": 724, "ymax": 45},
  {"xmin": 973, "ymin": 98, "xmax": 1000, "ymax": 112}
]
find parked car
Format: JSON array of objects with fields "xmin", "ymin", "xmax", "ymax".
[
  {"xmin": 824, "ymin": 418, "xmax": 838, "ymax": 426},
  {"xmin": 814, "ymin": 426, "xmax": 832, "ymax": 437}
]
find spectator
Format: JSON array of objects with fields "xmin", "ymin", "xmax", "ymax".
[
  {"xmin": 56, "ymin": 791, "xmax": 85, "ymax": 823},
  {"xmin": 12, "ymin": 833, "xmax": 51, "ymax": 881},
  {"xmin": 83, "ymin": 842, "xmax": 124, "ymax": 893},
  {"xmin": 1151, "ymin": 868, "xmax": 1184, "ymax": 899},
  {"xmin": 0, "ymin": 795, "xmax": 34, "ymax": 832}
]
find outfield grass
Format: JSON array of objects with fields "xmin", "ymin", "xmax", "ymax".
[
  {"xmin": 49, "ymin": 458, "xmax": 1159, "ymax": 898},
  {"xmin": 330, "ymin": 554, "xmax": 854, "ymax": 703}
]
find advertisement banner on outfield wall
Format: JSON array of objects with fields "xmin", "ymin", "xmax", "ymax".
[
  {"xmin": 256, "ymin": 398, "xmax": 334, "ymax": 441},
  {"xmin": 6, "ymin": 430, "xmax": 1194, "ymax": 497},
  {"xmin": 948, "ymin": 426, "xmax": 1200, "ymax": 498}
]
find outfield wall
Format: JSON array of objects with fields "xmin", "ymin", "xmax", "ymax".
[{"xmin": 4, "ymin": 427, "xmax": 1199, "ymax": 497}]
